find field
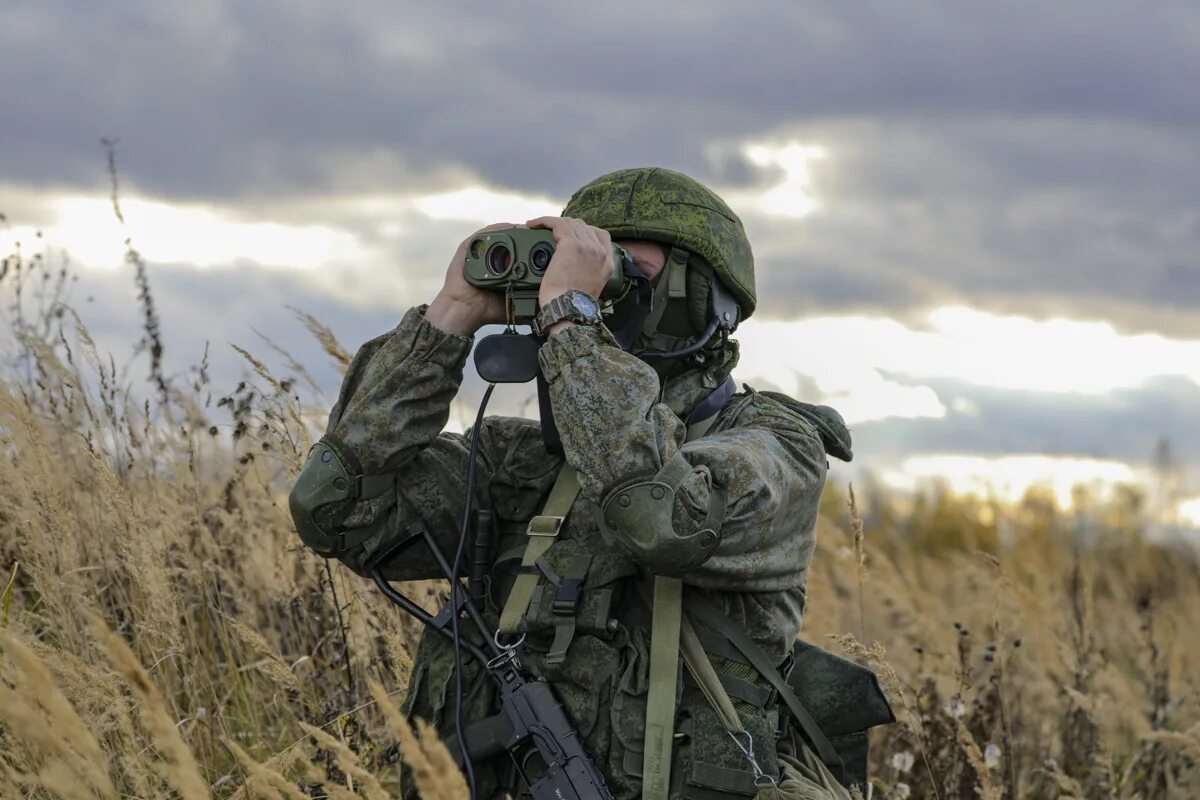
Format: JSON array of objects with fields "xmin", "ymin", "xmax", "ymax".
[{"xmin": 1, "ymin": 245, "xmax": 1198, "ymax": 799}]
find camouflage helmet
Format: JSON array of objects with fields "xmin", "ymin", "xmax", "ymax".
[{"xmin": 561, "ymin": 167, "xmax": 756, "ymax": 319}]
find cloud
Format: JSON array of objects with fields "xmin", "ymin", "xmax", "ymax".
[
  {"xmin": 3, "ymin": 192, "xmax": 370, "ymax": 270},
  {"xmin": 7, "ymin": 0, "xmax": 1200, "ymax": 514},
  {"xmin": 734, "ymin": 305, "xmax": 1200, "ymax": 426},
  {"xmin": 738, "ymin": 119, "xmax": 1200, "ymax": 333},
  {"xmin": 852, "ymin": 375, "xmax": 1200, "ymax": 467},
  {"xmin": 5, "ymin": 0, "xmax": 1199, "ymax": 340},
  {"xmin": 5, "ymin": 1, "xmax": 1199, "ymax": 197}
]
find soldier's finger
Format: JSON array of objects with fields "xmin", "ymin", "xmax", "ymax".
[
  {"xmin": 525, "ymin": 216, "xmax": 568, "ymax": 237},
  {"xmin": 561, "ymin": 217, "xmax": 604, "ymax": 251}
]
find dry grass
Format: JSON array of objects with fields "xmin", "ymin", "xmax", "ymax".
[{"xmin": 1, "ymin": 238, "xmax": 1198, "ymax": 799}]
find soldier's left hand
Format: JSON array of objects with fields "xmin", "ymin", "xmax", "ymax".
[{"xmin": 526, "ymin": 216, "xmax": 614, "ymax": 307}]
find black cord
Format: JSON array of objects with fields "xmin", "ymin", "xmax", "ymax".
[
  {"xmin": 636, "ymin": 318, "xmax": 720, "ymax": 360},
  {"xmin": 451, "ymin": 382, "xmax": 495, "ymax": 800}
]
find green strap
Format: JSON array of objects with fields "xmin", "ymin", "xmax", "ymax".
[
  {"xmin": 642, "ymin": 246, "xmax": 689, "ymax": 336},
  {"xmin": 498, "ymin": 465, "xmax": 580, "ymax": 635},
  {"xmin": 545, "ymin": 554, "xmax": 592, "ymax": 665},
  {"xmin": 666, "ymin": 248, "xmax": 689, "ymax": 299},
  {"xmin": 690, "ymin": 761, "xmax": 759, "ymax": 795},
  {"xmin": 685, "ymin": 595, "xmax": 844, "ymax": 773},
  {"xmin": 640, "ymin": 405, "xmax": 726, "ymax": 799},
  {"xmin": 680, "ymin": 616, "xmax": 743, "ymax": 734},
  {"xmin": 681, "ymin": 656, "xmax": 776, "ymax": 708},
  {"xmin": 355, "ymin": 473, "xmax": 394, "ymax": 499},
  {"xmin": 685, "ymin": 408, "xmax": 720, "ymax": 442},
  {"xmin": 642, "ymin": 574, "xmax": 683, "ymax": 800}
]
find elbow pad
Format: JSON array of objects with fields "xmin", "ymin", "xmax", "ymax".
[
  {"xmin": 599, "ymin": 454, "xmax": 726, "ymax": 573},
  {"xmin": 288, "ymin": 439, "xmax": 393, "ymax": 556}
]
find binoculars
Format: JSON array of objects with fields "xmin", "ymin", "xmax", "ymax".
[{"xmin": 463, "ymin": 227, "xmax": 633, "ymax": 321}]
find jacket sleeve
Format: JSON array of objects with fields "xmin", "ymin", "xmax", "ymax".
[
  {"xmin": 290, "ymin": 305, "xmax": 500, "ymax": 580},
  {"xmin": 538, "ymin": 324, "xmax": 828, "ymax": 592}
]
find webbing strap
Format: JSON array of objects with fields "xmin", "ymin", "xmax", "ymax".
[
  {"xmin": 685, "ymin": 377, "xmax": 735, "ymax": 441},
  {"xmin": 666, "ymin": 248, "xmax": 689, "ymax": 299},
  {"xmin": 354, "ymin": 473, "xmax": 394, "ymax": 500},
  {"xmin": 545, "ymin": 554, "xmax": 591, "ymax": 665},
  {"xmin": 642, "ymin": 574, "xmax": 682, "ymax": 800},
  {"xmin": 682, "ymin": 663, "xmax": 776, "ymax": 708},
  {"xmin": 641, "ymin": 402, "xmax": 727, "ymax": 799},
  {"xmin": 680, "ymin": 616, "xmax": 743, "ymax": 734},
  {"xmin": 642, "ymin": 247, "xmax": 689, "ymax": 336},
  {"xmin": 497, "ymin": 465, "xmax": 580, "ymax": 635},
  {"xmin": 685, "ymin": 595, "xmax": 844, "ymax": 773}
]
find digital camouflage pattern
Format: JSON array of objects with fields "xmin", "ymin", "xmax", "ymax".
[
  {"xmin": 561, "ymin": 168, "xmax": 758, "ymax": 318},
  {"xmin": 298, "ymin": 304, "xmax": 838, "ymax": 799}
]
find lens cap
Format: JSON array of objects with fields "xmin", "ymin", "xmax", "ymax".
[{"xmin": 473, "ymin": 331, "xmax": 541, "ymax": 383}]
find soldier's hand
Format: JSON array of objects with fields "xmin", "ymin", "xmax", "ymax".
[
  {"xmin": 526, "ymin": 216, "xmax": 613, "ymax": 307},
  {"xmin": 426, "ymin": 223, "xmax": 513, "ymax": 336}
]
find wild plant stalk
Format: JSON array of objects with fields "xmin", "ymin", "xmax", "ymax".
[
  {"xmin": 2, "ymin": 215, "xmax": 1199, "ymax": 798},
  {"xmin": 101, "ymin": 137, "xmax": 169, "ymax": 407}
]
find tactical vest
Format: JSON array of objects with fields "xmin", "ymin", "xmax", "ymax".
[{"xmin": 402, "ymin": 391, "xmax": 892, "ymax": 800}]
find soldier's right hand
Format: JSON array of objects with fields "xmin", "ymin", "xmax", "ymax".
[{"xmin": 425, "ymin": 223, "xmax": 514, "ymax": 336}]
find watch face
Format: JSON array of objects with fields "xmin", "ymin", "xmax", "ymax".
[{"xmin": 572, "ymin": 294, "xmax": 599, "ymax": 317}]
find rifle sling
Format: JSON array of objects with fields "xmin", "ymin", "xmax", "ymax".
[{"xmin": 684, "ymin": 594, "xmax": 844, "ymax": 773}]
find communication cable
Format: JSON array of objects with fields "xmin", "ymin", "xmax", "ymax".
[{"xmin": 450, "ymin": 381, "xmax": 496, "ymax": 800}]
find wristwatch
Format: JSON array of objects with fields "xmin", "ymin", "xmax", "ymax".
[{"xmin": 532, "ymin": 289, "xmax": 602, "ymax": 336}]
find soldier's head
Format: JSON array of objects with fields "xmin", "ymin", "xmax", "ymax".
[{"xmin": 562, "ymin": 167, "xmax": 754, "ymax": 371}]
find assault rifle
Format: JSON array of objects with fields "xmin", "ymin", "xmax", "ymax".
[{"xmin": 369, "ymin": 520, "xmax": 613, "ymax": 800}]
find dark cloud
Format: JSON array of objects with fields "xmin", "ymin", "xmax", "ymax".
[
  {"xmin": 743, "ymin": 117, "xmax": 1200, "ymax": 332},
  {"xmin": 3, "ymin": 1, "xmax": 1199, "ymax": 198}
]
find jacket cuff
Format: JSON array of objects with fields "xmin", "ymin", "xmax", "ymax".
[
  {"xmin": 404, "ymin": 305, "xmax": 473, "ymax": 368},
  {"xmin": 537, "ymin": 323, "xmax": 619, "ymax": 383}
]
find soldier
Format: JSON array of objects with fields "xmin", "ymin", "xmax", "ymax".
[{"xmin": 290, "ymin": 168, "xmax": 876, "ymax": 800}]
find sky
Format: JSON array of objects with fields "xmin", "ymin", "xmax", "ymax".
[{"xmin": 2, "ymin": 1, "xmax": 1199, "ymax": 530}]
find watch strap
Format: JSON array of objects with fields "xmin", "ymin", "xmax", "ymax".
[{"xmin": 533, "ymin": 290, "xmax": 600, "ymax": 336}]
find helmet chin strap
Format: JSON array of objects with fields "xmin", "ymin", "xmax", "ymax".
[
  {"xmin": 610, "ymin": 244, "xmax": 742, "ymax": 363},
  {"xmin": 608, "ymin": 245, "xmax": 684, "ymax": 351},
  {"xmin": 635, "ymin": 276, "xmax": 740, "ymax": 361}
]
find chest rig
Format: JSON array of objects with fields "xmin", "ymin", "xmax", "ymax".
[{"xmin": 490, "ymin": 382, "xmax": 892, "ymax": 800}]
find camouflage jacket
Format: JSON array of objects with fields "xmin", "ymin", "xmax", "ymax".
[{"xmin": 311, "ymin": 305, "xmax": 831, "ymax": 799}]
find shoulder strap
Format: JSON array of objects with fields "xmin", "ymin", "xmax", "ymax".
[
  {"xmin": 685, "ymin": 376, "xmax": 736, "ymax": 441},
  {"xmin": 642, "ymin": 575, "xmax": 682, "ymax": 800},
  {"xmin": 641, "ymin": 395, "xmax": 733, "ymax": 799},
  {"xmin": 497, "ymin": 464, "xmax": 580, "ymax": 635}
]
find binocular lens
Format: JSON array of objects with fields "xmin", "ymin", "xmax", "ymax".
[
  {"xmin": 485, "ymin": 243, "xmax": 513, "ymax": 276},
  {"xmin": 529, "ymin": 242, "xmax": 554, "ymax": 275}
]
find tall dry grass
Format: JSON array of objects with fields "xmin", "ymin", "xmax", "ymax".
[{"xmin": 1, "ymin": 228, "xmax": 1198, "ymax": 799}]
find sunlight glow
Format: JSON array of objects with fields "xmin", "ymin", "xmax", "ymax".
[
  {"xmin": 881, "ymin": 454, "xmax": 1138, "ymax": 508},
  {"xmin": 735, "ymin": 306, "xmax": 1200, "ymax": 426},
  {"xmin": 735, "ymin": 316, "xmax": 947, "ymax": 424},
  {"xmin": 1178, "ymin": 497, "xmax": 1200, "ymax": 527},
  {"xmin": 5, "ymin": 195, "xmax": 368, "ymax": 271},
  {"xmin": 738, "ymin": 141, "xmax": 827, "ymax": 218},
  {"xmin": 415, "ymin": 186, "xmax": 561, "ymax": 224}
]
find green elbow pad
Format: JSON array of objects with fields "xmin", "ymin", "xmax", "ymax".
[
  {"xmin": 289, "ymin": 439, "xmax": 393, "ymax": 556},
  {"xmin": 599, "ymin": 475, "xmax": 723, "ymax": 573}
]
